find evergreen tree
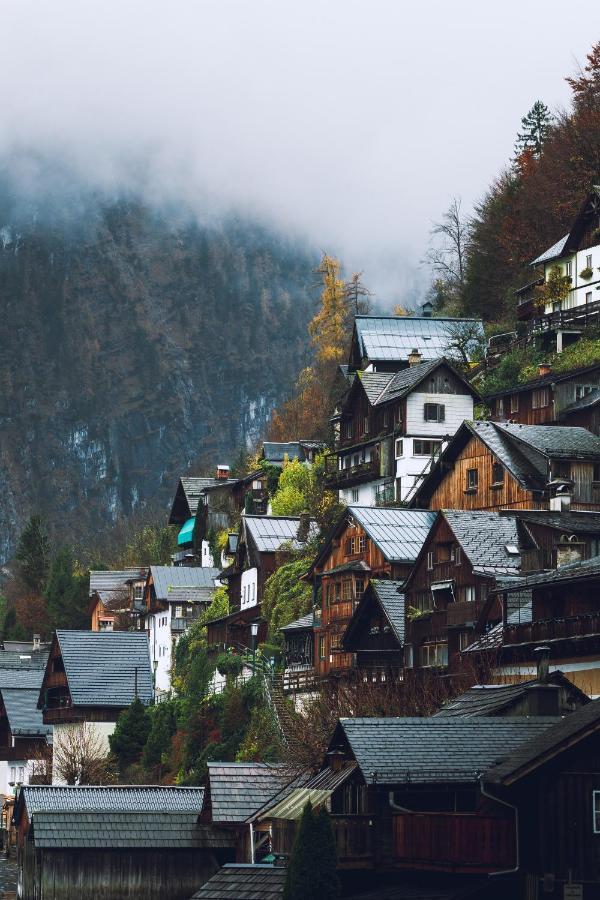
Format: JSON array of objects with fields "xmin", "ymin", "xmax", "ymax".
[
  {"xmin": 284, "ymin": 801, "xmax": 339, "ymax": 900},
  {"xmin": 44, "ymin": 547, "xmax": 89, "ymax": 630},
  {"xmin": 15, "ymin": 515, "xmax": 51, "ymax": 594},
  {"xmin": 142, "ymin": 701, "xmax": 176, "ymax": 773},
  {"xmin": 109, "ymin": 698, "xmax": 151, "ymax": 774},
  {"xmin": 514, "ymin": 100, "xmax": 554, "ymax": 159}
]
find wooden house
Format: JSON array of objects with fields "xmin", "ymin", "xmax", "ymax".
[
  {"xmin": 340, "ymin": 580, "xmax": 405, "ymax": 682},
  {"xmin": 307, "ymin": 506, "xmax": 435, "ymax": 679},
  {"xmin": 13, "ymin": 785, "xmax": 235, "ymax": 900},
  {"xmin": 505, "ymin": 509, "xmax": 600, "ymax": 571},
  {"xmin": 260, "ymin": 440, "xmax": 325, "ymax": 467},
  {"xmin": 38, "ymin": 630, "xmax": 153, "ymax": 781},
  {"xmin": 168, "ymin": 470, "xmax": 238, "ymax": 566},
  {"xmin": 485, "ymin": 361, "xmax": 600, "ymax": 431},
  {"xmin": 475, "ymin": 554, "xmax": 600, "ymax": 696},
  {"xmin": 411, "ymin": 420, "xmax": 600, "ymax": 513},
  {"xmin": 347, "ymin": 311, "xmax": 484, "ymax": 374},
  {"xmin": 402, "ymin": 510, "xmax": 526, "ymax": 676},
  {"xmin": 515, "ymin": 186, "xmax": 600, "ymax": 350},
  {"xmin": 0, "ymin": 668, "xmax": 52, "ymax": 794},
  {"xmin": 280, "ymin": 613, "xmax": 315, "ymax": 694},
  {"xmin": 326, "ymin": 356, "xmax": 478, "ymax": 505},
  {"xmin": 88, "ymin": 567, "xmax": 148, "ymax": 631}
]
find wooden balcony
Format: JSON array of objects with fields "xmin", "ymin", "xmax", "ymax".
[
  {"xmin": 282, "ymin": 665, "xmax": 316, "ymax": 693},
  {"xmin": 272, "ymin": 815, "xmax": 374, "ymax": 868},
  {"xmin": 324, "ymin": 457, "xmax": 380, "ymax": 490},
  {"xmin": 527, "ymin": 297, "xmax": 600, "ymax": 334},
  {"xmin": 503, "ymin": 613, "xmax": 600, "ymax": 648},
  {"xmin": 446, "ymin": 600, "xmax": 486, "ymax": 628},
  {"xmin": 393, "ymin": 812, "xmax": 515, "ymax": 873}
]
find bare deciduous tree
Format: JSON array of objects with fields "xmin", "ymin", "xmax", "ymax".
[
  {"xmin": 344, "ymin": 272, "xmax": 373, "ymax": 316},
  {"xmin": 442, "ymin": 319, "xmax": 487, "ymax": 366},
  {"xmin": 53, "ymin": 723, "xmax": 115, "ymax": 785},
  {"xmin": 424, "ymin": 198, "xmax": 471, "ymax": 312}
]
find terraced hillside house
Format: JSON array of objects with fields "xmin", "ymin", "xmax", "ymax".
[
  {"xmin": 326, "ymin": 357, "xmax": 479, "ymax": 505},
  {"xmin": 207, "ymin": 514, "xmax": 318, "ymax": 654},
  {"xmin": 13, "ymin": 785, "xmax": 235, "ymax": 900},
  {"xmin": 88, "ymin": 567, "xmax": 148, "ymax": 631},
  {"xmin": 140, "ymin": 565, "xmax": 220, "ymax": 695},
  {"xmin": 476, "ymin": 555, "xmax": 600, "ymax": 696},
  {"xmin": 38, "ymin": 630, "xmax": 153, "ymax": 782},
  {"xmin": 485, "ymin": 361, "xmax": 600, "ymax": 432},
  {"xmin": 515, "ymin": 186, "xmax": 600, "ymax": 350},
  {"xmin": 504, "ymin": 509, "xmax": 600, "ymax": 571},
  {"xmin": 306, "ymin": 506, "xmax": 436, "ymax": 678},
  {"xmin": 412, "ymin": 421, "xmax": 600, "ymax": 513},
  {"xmin": 347, "ymin": 309, "xmax": 485, "ymax": 374},
  {"xmin": 0, "ymin": 667, "xmax": 52, "ymax": 794},
  {"xmin": 402, "ymin": 510, "xmax": 526, "ymax": 676},
  {"xmin": 340, "ymin": 580, "xmax": 406, "ymax": 682},
  {"xmin": 168, "ymin": 468, "xmax": 236, "ymax": 566},
  {"xmin": 260, "ymin": 440, "xmax": 325, "ymax": 467}
]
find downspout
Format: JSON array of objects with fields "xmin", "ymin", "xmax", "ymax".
[
  {"xmin": 249, "ymin": 822, "xmax": 255, "ymax": 864},
  {"xmin": 478, "ymin": 774, "xmax": 520, "ymax": 876}
]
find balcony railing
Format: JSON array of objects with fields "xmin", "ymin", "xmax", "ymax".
[
  {"xmin": 271, "ymin": 815, "xmax": 374, "ymax": 866},
  {"xmin": 324, "ymin": 457, "xmax": 380, "ymax": 489},
  {"xmin": 503, "ymin": 612, "xmax": 600, "ymax": 647},
  {"xmin": 527, "ymin": 297, "xmax": 600, "ymax": 334},
  {"xmin": 283, "ymin": 665, "xmax": 316, "ymax": 693},
  {"xmin": 393, "ymin": 812, "xmax": 515, "ymax": 872}
]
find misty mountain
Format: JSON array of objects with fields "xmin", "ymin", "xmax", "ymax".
[{"xmin": 0, "ymin": 182, "xmax": 318, "ymax": 561}]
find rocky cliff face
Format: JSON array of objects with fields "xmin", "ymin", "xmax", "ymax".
[{"xmin": 0, "ymin": 188, "xmax": 317, "ymax": 561}]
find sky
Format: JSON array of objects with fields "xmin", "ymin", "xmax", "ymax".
[{"xmin": 1, "ymin": 1, "xmax": 599, "ymax": 303}]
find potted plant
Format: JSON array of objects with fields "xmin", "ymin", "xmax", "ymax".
[{"xmin": 580, "ymin": 266, "xmax": 594, "ymax": 280}]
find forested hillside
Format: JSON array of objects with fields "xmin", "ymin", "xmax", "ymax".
[{"xmin": 0, "ymin": 178, "xmax": 318, "ymax": 561}]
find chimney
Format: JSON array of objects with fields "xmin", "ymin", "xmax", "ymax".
[
  {"xmin": 421, "ymin": 301, "xmax": 433, "ymax": 318},
  {"xmin": 32, "ymin": 634, "xmax": 40, "ymax": 651},
  {"xmin": 549, "ymin": 485, "xmax": 572, "ymax": 512},
  {"xmin": 297, "ymin": 510, "xmax": 311, "ymax": 543},
  {"xmin": 538, "ymin": 362, "xmax": 552, "ymax": 377},
  {"xmin": 533, "ymin": 645, "xmax": 551, "ymax": 683},
  {"xmin": 408, "ymin": 348, "xmax": 422, "ymax": 367},
  {"xmin": 216, "ymin": 464, "xmax": 230, "ymax": 480}
]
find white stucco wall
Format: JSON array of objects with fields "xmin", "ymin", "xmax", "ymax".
[
  {"xmin": 241, "ymin": 568, "xmax": 258, "ymax": 610},
  {"xmin": 149, "ymin": 607, "xmax": 172, "ymax": 695},
  {"xmin": 201, "ymin": 540, "xmax": 215, "ymax": 567},
  {"xmin": 405, "ymin": 391, "xmax": 473, "ymax": 437},
  {"xmin": 544, "ymin": 244, "xmax": 600, "ymax": 313}
]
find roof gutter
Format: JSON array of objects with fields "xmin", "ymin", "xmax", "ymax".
[{"xmin": 478, "ymin": 774, "xmax": 519, "ymax": 876}]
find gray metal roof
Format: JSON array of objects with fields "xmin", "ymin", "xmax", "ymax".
[
  {"xmin": 370, "ymin": 581, "xmax": 406, "ymax": 644},
  {"xmin": 20, "ymin": 784, "xmax": 205, "ymax": 814},
  {"xmin": 191, "ymin": 865, "xmax": 286, "ymax": 900},
  {"xmin": 0, "ymin": 668, "xmax": 45, "ymax": 688},
  {"xmin": 280, "ymin": 613, "xmax": 314, "ymax": 632},
  {"xmin": 55, "ymin": 630, "xmax": 153, "ymax": 708},
  {"xmin": 30, "ymin": 810, "xmax": 232, "ymax": 850},
  {"xmin": 207, "ymin": 762, "xmax": 296, "ymax": 823},
  {"xmin": 349, "ymin": 507, "xmax": 436, "ymax": 563},
  {"xmin": 243, "ymin": 515, "xmax": 319, "ymax": 554},
  {"xmin": 433, "ymin": 672, "xmax": 587, "ymax": 718},
  {"xmin": 442, "ymin": 511, "xmax": 522, "ymax": 576},
  {"xmin": 2, "ymin": 689, "xmax": 52, "ymax": 737},
  {"xmin": 89, "ymin": 568, "xmax": 147, "ymax": 602},
  {"xmin": 354, "ymin": 316, "xmax": 484, "ymax": 363},
  {"xmin": 491, "ymin": 553, "xmax": 600, "ymax": 594},
  {"xmin": 150, "ymin": 565, "xmax": 220, "ymax": 600},
  {"xmin": 530, "ymin": 232, "xmax": 570, "ymax": 266},
  {"xmin": 495, "ymin": 422, "xmax": 600, "ymax": 460},
  {"xmin": 337, "ymin": 716, "xmax": 558, "ymax": 784}
]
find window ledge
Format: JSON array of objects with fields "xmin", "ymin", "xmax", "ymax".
[
  {"xmin": 490, "ymin": 483, "xmax": 504, "ymax": 490},
  {"xmin": 464, "ymin": 488, "xmax": 478, "ymax": 495}
]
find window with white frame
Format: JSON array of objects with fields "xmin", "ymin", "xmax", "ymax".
[
  {"xmin": 566, "ymin": 260, "xmax": 573, "ymax": 277},
  {"xmin": 134, "ymin": 584, "xmax": 144, "ymax": 601},
  {"xmin": 586, "ymin": 292, "xmax": 593, "ymax": 305},
  {"xmin": 587, "ymin": 254, "xmax": 593, "ymax": 269},
  {"xmin": 576, "ymin": 384, "xmax": 595, "ymax": 399},
  {"xmin": 175, "ymin": 605, "xmax": 182, "ymax": 619},
  {"xmin": 532, "ymin": 388, "xmax": 549, "ymax": 409},
  {"xmin": 413, "ymin": 439, "xmax": 442, "ymax": 457},
  {"xmin": 351, "ymin": 488, "xmax": 359, "ymax": 503},
  {"xmin": 395, "ymin": 438, "xmax": 403, "ymax": 458},
  {"xmin": 420, "ymin": 642, "xmax": 448, "ymax": 668},
  {"xmin": 424, "ymin": 403, "xmax": 445, "ymax": 423}
]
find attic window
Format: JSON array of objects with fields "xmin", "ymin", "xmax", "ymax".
[
  {"xmin": 424, "ymin": 403, "xmax": 445, "ymax": 423},
  {"xmin": 491, "ymin": 462, "xmax": 504, "ymax": 486},
  {"xmin": 505, "ymin": 544, "xmax": 520, "ymax": 556}
]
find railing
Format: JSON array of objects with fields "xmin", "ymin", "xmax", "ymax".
[
  {"xmin": 527, "ymin": 297, "xmax": 600, "ymax": 333},
  {"xmin": 503, "ymin": 612, "xmax": 600, "ymax": 646},
  {"xmin": 324, "ymin": 458, "xmax": 380, "ymax": 489},
  {"xmin": 393, "ymin": 812, "xmax": 515, "ymax": 871},
  {"xmin": 271, "ymin": 816, "xmax": 374, "ymax": 865},
  {"xmin": 282, "ymin": 665, "xmax": 316, "ymax": 693}
]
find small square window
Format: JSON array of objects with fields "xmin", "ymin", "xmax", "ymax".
[
  {"xmin": 466, "ymin": 469, "xmax": 478, "ymax": 491},
  {"xmin": 424, "ymin": 403, "xmax": 445, "ymax": 423},
  {"xmin": 492, "ymin": 462, "xmax": 504, "ymax": 485}
]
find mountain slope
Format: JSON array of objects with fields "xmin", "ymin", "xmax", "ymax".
[{"xmin": 0, "ymin": 190, "xmax": 317, "ymax": 561}]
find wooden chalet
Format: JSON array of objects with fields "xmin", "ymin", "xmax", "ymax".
[
  {"xmin": 0, "ymin": 668, "xmax": 52, "ymax": 794},
  {"xmin": 280, "ymin": 613, "xmax": 315, "ymax": 693},
  {"xmin": 341, "ymin": 580, "xmax": 405, "ymax": 682},
  {"xmin": 306, "ymin": 506, "xmax": 435, "ymax": 678},
  {"xmin": 475, "ymin": 554, "xmax": 600, "ymax": 696},
  {"xmin": 402, "ymin": 510, "xmax": 527, "ymax": 675},
  {"xmin": 168, "ymin": 469, "xmax": 243, "ymax": 566},
  {"xmin": 484, "ymin": 361, "xmax": 600, "ymax": 432},
  {"xmin": 326, "ymin": 356, "xmax": 478, "ymax": 505},
  {"xmin": 506, "ymin": 509, "xmax": 600, "ymax": 571},
  {"xmin": 88, "ymin": 567, "xmax": 147, "ymax": 631},
  {"xmin": 411, "ymin": 420, "xmax": 600, "ymax": 513},
  {"xmin": 515, "ymin": 186, "xmax": 600, "ymax": 350},
  {"xmin": 260, "ymin": 440, "xmax": 325, "ymax": 467},
  {"xmin": 13, "ymin": 785, "xmax": 235, "ymax": 900}
]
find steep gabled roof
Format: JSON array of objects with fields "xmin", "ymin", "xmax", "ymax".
[
  {"xmin": 351, "ymin": 316, "xmax": 484, "ymax": 365},
  {"xmin": 495, "ymin": 422, "xmax": 600, "ymax": 460},
  {"xmin": 332, "ymin": 717, "xmax": 558, "ymax": 784},
  {"xmin": 2, "ymin": 688, "xmax": 52, "ymax": 737},
  {"xmin": 191, "ymin": 865, "xmax": 287, "ymax": 900},
  {"xmin": 489, "ymin": 553, "xmax": 600, "ymax": 595},
  {"xmin": 48, "ymin": 631, "xmax": 153, "ymax": 708},
  {"xmin": 484, "ymin": 362, "xmax": 600, "ymax": 400},
  {"xmin": 168, "ymin": 476, "xmax": 235, "ymax": 524},
  {"xmin": 243, "ymin": 515, "xmax": 319, "ymax": 555},
  {"xmin": 530, "ymin": 186, "xmax": 600, "ymax": 267},
  {"xmin": 342, "ymin": 580, "xmax": 405, "ymax": 651},
  {"xmin": 441, "ymin": 510, "xmax": 523, "ymax": 576},
  {"xmin": 206, "ymin": 762, "xmax": 298, "ymax": 824},
  {"xmin": 149, "ymin": 565, "xmax": 220, "ymax": 600},
  {"xmin": 353, "ymin": 358, "xmax": 478, "ymax": 410},
  {"xmin": 279, "ymin": 613, "xmax": 314, "ymax": 632},
  {"xmin": 349, "ymin": 507, "xmax": 437, "ymax": 564},
  {"xmin": 530, "ymin": 232, "xmax": 570, "ymax": 266},
  {"xmin": 89, "ymin": 568, "xmax": 147, "ymax": 602},
  {"xmin": 433, "ymin": 672, "xmax": 589, "ymax": 718}
]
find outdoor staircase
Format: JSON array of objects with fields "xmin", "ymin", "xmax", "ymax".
[{"xmin": 263, "ymin": 672, "xmax": 300, "ymax": 750}]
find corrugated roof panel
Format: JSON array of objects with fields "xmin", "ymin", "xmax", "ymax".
[
  {"xmin": 244, "ymin": 515, "xmax": 319, "ymax": 554},
  {"xmin": 150, "ymin": 565, "xmax": 220, "ymax": 600},
  {"xmin": 355, "ymin": 316, "xmax": 484, "ymax": 362},
  {"xmin": 349, "ymin": 507, "xmax": 436, "ymax": 562}
]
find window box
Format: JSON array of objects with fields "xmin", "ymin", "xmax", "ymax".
[{"xmin": 580, "ymin": 267, "xmax": 594, "ymax": 280}]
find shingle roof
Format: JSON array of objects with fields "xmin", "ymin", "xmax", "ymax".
[
  {"xmin": 560, "ymin": 387, "xmax": 600, "ymax": 416},
  {"xmin": 463, "ymin": 600, "xmax": 532, "ymax": 653},
  {"xmin": 370, "ymin": 581, "xmax": 406, "ymax": 643},
  {"xmin": 513, "ymin": 510, "xmax": 600, "ymax": 534},
  {"xmin": 280, "ymin": 613, "xmax": 314, "ymax": 632},
  {"xmin": 433, "ymin": 672, "xmax": 588, "ymax": 718},
  {"xmin": 150, "ymin": 566, "xmax": 220, "ymax": 600},
  {"xmin": 484, "ymin": 362, "xmax": 600, "ymax": 400},
  {"xmin": 180, "ymin": 477, "xmax": 233, "ymax": 515},
  {"xmin": 54, "ymin": 630, "xmax": 153, "ymax": 708},
  {"xmin": 207, "ymin": 762, "xmax": 297, "ymax": 823},
  {"xmin": 468, "ymin": 422, "xmax": 547, "ymax": 489},
  {"xmin": 349, "ymin": 507, "xmax": 436, "ymax": 563},
  {"xmin": 353, "ymin": 316, "xmax": 484, "ymax": 363},
  {"xmin": 490, "ymin": 553, "xmax": 600, "ymax": 594},
  {"xmin": 190, "ymin": 865, "xmax": 286, "ymax": 900},
  {"xmin": 89, "ymin": 568, "xmax": 147, "ymax": 602},
  {"xmin": 442, "ymin": 510, "xmax": 522, "ymax": 576},
  {"xmin": 358, "ymin": 371, "xmax": 395, "ymax": 404},
  {"xmin": 335, "ymin": 717, "xmax": 557, "ymax": 783},
  {"xmin": 2, "ymin": 689, "xmax": 52, "ymax": 737},
  {"xmin": 530, "ymin": 232, "xmax": 570, "ymax": 266},
  {"xmin": 495, "ymin": 422, "xmax": 600, "ymax": 460},
  {"xmin": 243, "ymin": 515, "xmax": 319, "ymax": 554},
  {"xmin": 261, "ymin": 441, "xmax": 325, "ymax": 465},
  {"xmin": 19, "ymin": 784, "xmax": 205, "ymax": 815},
  {"xmin": 30, "ymin": 811, "xmax": 232, "ymax": 850},
  {"xmin": 486, "ymin": 698, "xmax": 600, "ymax": 785},
  {"xmin": 0, "ymin": 668, "xmax": 45, "ymax": 689},
  {"xmin": 165, "ymin": 585, "xmax": 215, "ymax": 604}
]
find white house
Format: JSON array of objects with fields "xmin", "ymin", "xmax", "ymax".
[{"xmin": 329, "ymin": 356, "xmax": 478, "ymax": 504}]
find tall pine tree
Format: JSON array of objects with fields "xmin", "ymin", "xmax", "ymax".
[
  {"xmin": 283, "ymin": 801, "xmax": 340, "ymax": 900},
  {"xmin": 45, "ymin": 547, "xmax": 88, "ymax": 630},
  {"xmin": 514, "ymin": 100, "xmax": 554, "ymax": 160},
  {"xmin": 15, "ymin": 515, "xmax": 50, "ymax": 594}
]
